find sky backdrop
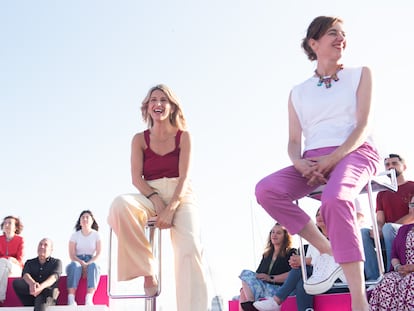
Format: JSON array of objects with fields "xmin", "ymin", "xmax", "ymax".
[{"xmin": 2, "ymin": 1, "xmax": 414, "ymax": 310}]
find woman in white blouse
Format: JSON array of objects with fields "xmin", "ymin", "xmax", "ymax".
[{"xmin": 66, "ymin": 210, "xmax": 101, "ymax": 306}]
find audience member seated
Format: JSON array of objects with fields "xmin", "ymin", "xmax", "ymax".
[
  {"xmin": 0, "ymin": 216, "xmax": 24, "ymax": 305},
  {"xmin": 66, "ymin": 210, "xmax": 101, "ymax": 306},
  {"xmin": 361, "ymin": 154, "xmax": 414, "ymax": 280},
  {"xmin": 369, "ymin": 223, "xmax": 414, "ymax": 310},
  {"xmin": 254, "ymin": 208, "xmax": 347, "ymax": 311},
  {"xmin": 13, "ymin": 238, "xmax": 62, "ymax": 311},
  {"xmin": 238, "ymin": 223, "xmax": 296, "ymax": 311}
]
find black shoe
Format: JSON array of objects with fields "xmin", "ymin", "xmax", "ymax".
[{"xmin": 241, "ymin": 301, "xmax": 259, "ymax": 311}]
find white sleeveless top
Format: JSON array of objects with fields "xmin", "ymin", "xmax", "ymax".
[{"xmin": 291, "ymin": 67, "xmax": 374, "ymax": 152}]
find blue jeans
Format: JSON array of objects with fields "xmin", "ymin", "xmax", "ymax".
[
  {"xmin": 66, "ymin": 255, "xmax": 100, "ymax": 290},
  {"xmin": 361, "ymin": 223, "xmax": 400, "ymax": 280},
  {"xmin": 276, "ymin": 267, "xmax": 313, "ymax": 311},
  {"xmin": 361, "ymin": 228, "xmax": 380, "ymax": 280}
]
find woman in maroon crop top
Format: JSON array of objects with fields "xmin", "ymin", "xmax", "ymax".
[{"xmin": 108, "ymin": 84, "xmax": 207, "ymax": 311}]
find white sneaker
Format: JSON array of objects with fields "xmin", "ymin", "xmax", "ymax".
[
  {"xmin": 67, "ymin": 294, "xmax": 77, "ymax": 306},
  {"xmin": 253, "ymin": 297, "xmax": 280, "ymax": 311},
  {"xmin": 85, "ymin": 293, "xmax": 94, "ymax": 305},
  {"xmin": 303, "ymin": 253, "xmax": 343, "ymax": 295},
  {"xmin": 338, "ymin": 271, "xmax": 347, "ymax": 284}
]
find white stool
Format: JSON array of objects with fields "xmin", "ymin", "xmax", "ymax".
[
  {"xmin": 299, "ymin": 169, "xmax": 398, "ymax": 288},
  {"xmin": 108, "ymin": 222, "xmax": 161, "ymax": 311}
]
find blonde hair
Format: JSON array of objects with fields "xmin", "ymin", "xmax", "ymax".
[{"xmin": 140, "ymin": 84, "xmax": 187, "ymax": 130}]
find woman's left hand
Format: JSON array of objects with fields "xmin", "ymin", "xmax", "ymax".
[
  {"xmin": 255, "ymin": 273, "xmax": 269, "ymax": 281},
  {"xmin": 306, "ymin": 155, "xmax": 338, "ymax": 185},
  {"xmin": 398, "ymin": 264, "xmax": 414, "ymax": 277},
  {"xmin": 155, "ymin": 206, "xmax": 175, "ymax": 229}
]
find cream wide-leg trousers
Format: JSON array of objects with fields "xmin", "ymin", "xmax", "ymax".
[
  {"xmin": 0, "ymin": 258, "xmax": 21, "ymax": 301},
  {"xmin": 108, "ymin": 177, "xmax": 208, "ymax": 311}
]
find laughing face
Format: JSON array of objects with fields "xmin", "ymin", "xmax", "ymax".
[
  {"xmin": 310, "ymin": 21, "xmax": 346, "ymax": 61},
  {"xmin": 148, "ymin": 89, "xmax": 175, "ymax": 123}
]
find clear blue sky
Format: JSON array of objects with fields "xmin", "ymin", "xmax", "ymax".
[{"xmin": 1, "ymin": 1, "xmax": 414, "ymax": 310}]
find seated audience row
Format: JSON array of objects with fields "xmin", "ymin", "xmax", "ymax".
[{"xmin": 0, "ymin": 210, "xmax": 101, "ymax": 310}]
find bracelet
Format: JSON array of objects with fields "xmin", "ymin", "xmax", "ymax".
[
  {"xmin": 146, "ymin": 191, "xmax": 158, "ymax": 199},
  {"xmin": 393, "ymin": 263, "xmax": 401, "ymax": 271}
]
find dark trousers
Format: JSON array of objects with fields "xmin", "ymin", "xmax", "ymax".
[{"xmin": 12, "ymin": 278, "xmax": 58, "ymax": 311}]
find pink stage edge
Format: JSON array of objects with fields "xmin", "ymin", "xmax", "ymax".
[
  {"xmin": 229, "ymin": 293, "xmax": 352, "ymax": 311},
  {"xmin": 2, "ymin": 275, "xmax": 109, "ymax": 307}
]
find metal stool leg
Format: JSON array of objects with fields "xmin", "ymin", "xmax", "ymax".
[
  {"xmin": 365, "ymin": 180, "xmax": 385, "ymax": 285},
  {"xmin": 108, "ymin": 223, "xmax": 161, "ymax": 311},
  {"xmin": 145, "ymin": 225, "xmax": 161, "ymax": 311},
  {"xmin": 299, "ymin": 169, "xmax": 397, "ymax": 288}
]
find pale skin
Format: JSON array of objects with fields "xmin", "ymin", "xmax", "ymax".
[
  {"xmin": 23, "ymin": 239, "xmax": 58, "ymax": 297},
  {"xmin": 238, "ymin": 225, "xmax": 291, "ymax": 311},
  {"xmin": 67, "ymin": 212, "xmax": 101, "ymax": 296},
  {"xmin": 288, "ymin": 21, "xmax": 372, "ymax": 311},
  {"xmin": 131, "ymin": 89, "xmax": 191, "ymax": 290}
]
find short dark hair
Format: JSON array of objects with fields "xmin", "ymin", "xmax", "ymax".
[
  {"xmin": 385, "ymin": 154, "xmax": 405, "ymax": 164},
  {"xmin": 302, "ymin": 16, "xmax": 343, "ymax": 61}
]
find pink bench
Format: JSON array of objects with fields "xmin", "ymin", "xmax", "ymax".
[
  {"xmin": 2, "ymin": 275, "xmax": 109, "ymax": 307},
  {"xmin": 229, "ymin": 292, "xmax": 351, "ymax": 311}
]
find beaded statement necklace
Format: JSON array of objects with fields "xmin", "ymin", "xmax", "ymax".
[{"xmin": 314, "ymin": 64, "xmax": 344, "ymax": 88}]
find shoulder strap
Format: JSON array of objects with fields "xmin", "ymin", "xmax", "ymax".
[
  {"xmin": 144, "ymin": 129, "xmax": 150, "ymax": 146},
  {"xmin": 175, "ymin": 130, "xmax": 182, "ymax": 148}
]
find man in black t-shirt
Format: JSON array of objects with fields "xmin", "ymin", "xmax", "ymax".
[{"xmin": 13, "ymin": 238, "xmax": 62, "ymax": 311}]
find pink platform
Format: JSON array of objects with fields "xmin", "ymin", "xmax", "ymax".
[
  {"xmin": 229, "ymin": 292, "xmax": 351, "ymax": 311},
  {"xmin": 2, "ymin": 275, "xmax": 109, "ymax": 307}
]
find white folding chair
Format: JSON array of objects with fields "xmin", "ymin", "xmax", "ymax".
[
  {"xmin": 299, "ymin": 169, "xmax": 398, "ymax": 288},
  {"xmin": 108, "ymin": 222, "xmax": 162, "ymax": 311}
]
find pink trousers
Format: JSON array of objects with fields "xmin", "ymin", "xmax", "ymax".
[{"xmin": 255, "ymin": 143, "xmax": 381, "ymax": 263}]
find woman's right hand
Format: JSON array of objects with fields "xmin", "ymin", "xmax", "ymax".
[
  {"xmin": 149, "ymin": 194, "xmax": 166, "ymax": 215},
  {"xmin": 295, "ymin": 158, "xmax": 328, "ymax": 186},
  {"xmin": 288, "ymin": 254, "xmax": 302, "ymax": 269},
  {"xmin": 294, "ymin": 158, "xmax": 317, "ymax": 179}
]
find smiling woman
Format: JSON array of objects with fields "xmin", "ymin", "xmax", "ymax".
[
  {"xmin": 255, "ymin": 15, "xmax": 381, "ymax": 311},
  {"xmin": 107, "ymin": 84, "xmax": 208, "ymax": 311},
  {"xmin": 237, "ymin": 223, "xmax": 297, "ymax": 311}
]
